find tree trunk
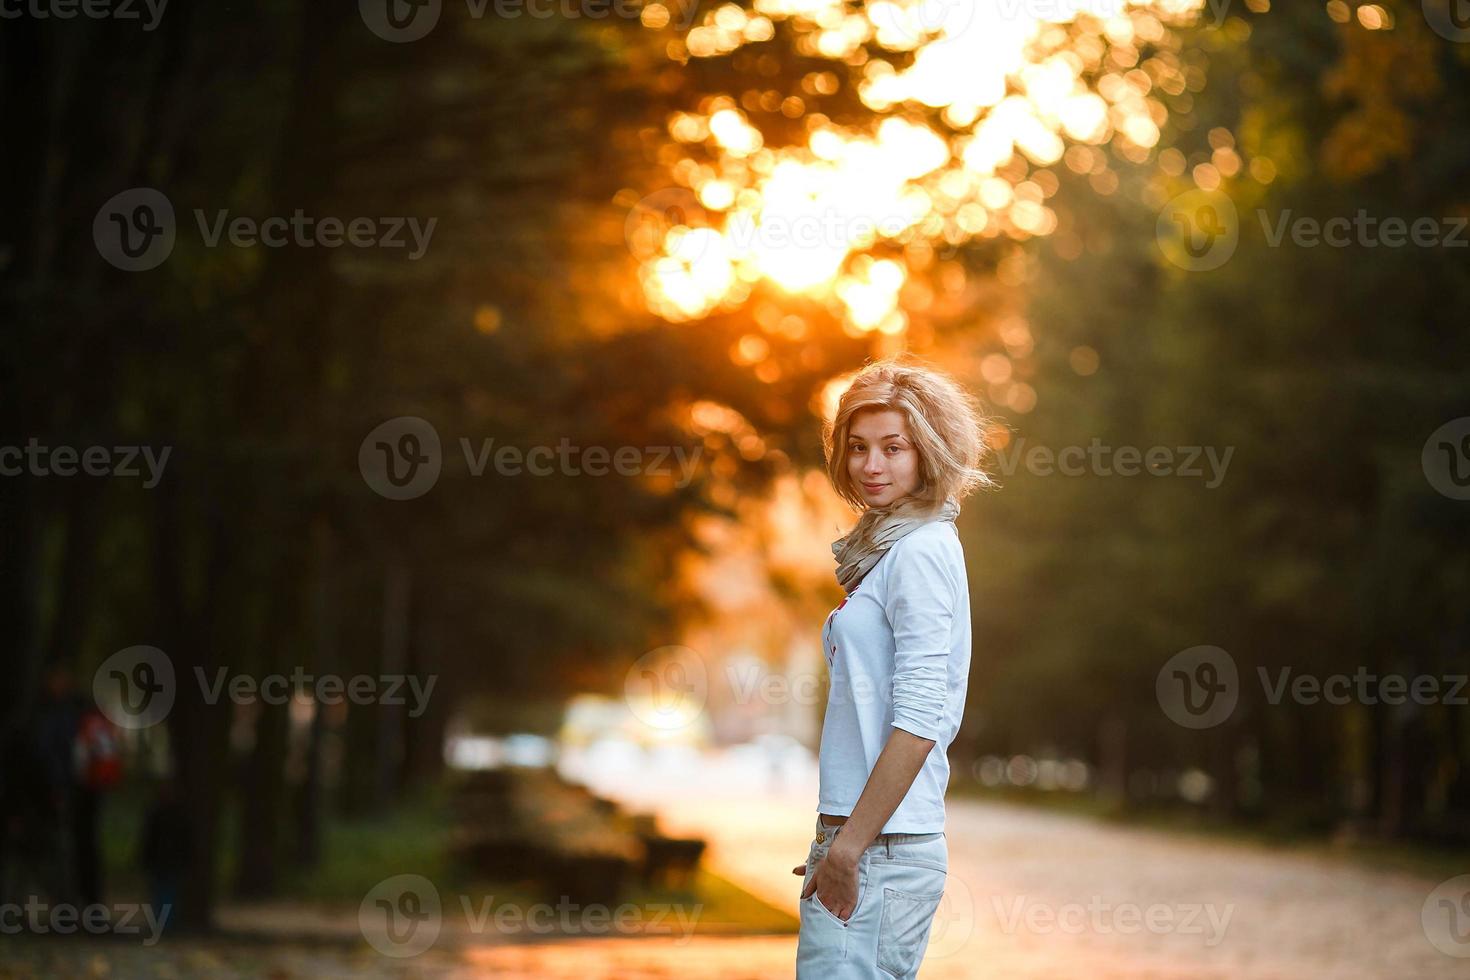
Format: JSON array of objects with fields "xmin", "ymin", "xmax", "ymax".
[
  {"xmin": 403, "ymin": 594, "xmax": 448, "ymax": 789},
  {"xmin": 234, "ymin": 558, "xmax": 300, "ymax": 899},
  {"xmin": 158, "ymin": 474, "xmax": 233, "ymax": 933},
  {"xmin": 376, "ymin": 562, "xmax": 412, "ymax": 808},
  {"xmin": 295, "ymin": 518, "xmax": 339, "ymax": 869},
  {"xmin": 1097, "ymin": 713, "xmax": 1128, "ymax": 809}
]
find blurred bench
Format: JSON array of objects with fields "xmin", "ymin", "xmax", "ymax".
[{"xmin": 447, "ymin": 766, "xmax": 706, "ymax": 906}]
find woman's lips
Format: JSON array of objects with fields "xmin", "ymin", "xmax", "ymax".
[{"xmin": 862, "ymin": 482, "xmax": 887, "ymax": 491}]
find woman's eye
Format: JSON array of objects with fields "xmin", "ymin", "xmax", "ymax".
[{"xmin": 885, "ymin": 445, "xmax": 900, "ymax": 454}]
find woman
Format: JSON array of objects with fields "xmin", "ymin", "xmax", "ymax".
[{"xmin": 792, "ymin": 357, "xmax": 987, "ymax": 979}]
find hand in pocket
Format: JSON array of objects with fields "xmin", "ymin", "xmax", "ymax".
[{"xmin": 802, "ymin": 853, "xmax": 861, "ymax": 922}]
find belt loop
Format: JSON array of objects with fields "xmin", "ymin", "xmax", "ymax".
[{"xmin": 885, "ymin": 836, "xmax": 893, "ymax": 858}]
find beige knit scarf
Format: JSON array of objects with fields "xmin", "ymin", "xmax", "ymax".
[{"xmin": 831, "ymin": 495, "xmax": 960, "ymax": 594}]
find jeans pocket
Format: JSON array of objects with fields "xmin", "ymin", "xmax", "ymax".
[
  {"xmin": 809, "ymin": 889, "xmax": 848, "ymax": 927},
  {"xmin": 804, "ymin": 852, "xmax": 867, "ymax": 927},
  {"xmin": 876, "ymin": 880, "xmax": 946, "ymax": 979}
]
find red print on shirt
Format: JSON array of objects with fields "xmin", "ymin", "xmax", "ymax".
[{"xmin": 824, "ymin": 589, "xmax": 855, "ymax": 666}]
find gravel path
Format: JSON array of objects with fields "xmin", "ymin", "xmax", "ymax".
[
  {"xmin": 558, "ymin": 744, "xmax": 1470, "ymax": 979},
  {"xmin": 6, "ymin": 747, "xmax": 1465, "ymax": 978}
]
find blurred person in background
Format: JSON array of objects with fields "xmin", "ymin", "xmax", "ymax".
[
  {"xmin": 29, "ymin": 661, "xmax": 118, "ymax": 909},
  {"xmin": 140, "ymin": 777, "xmax": 189, "ymax": 932}
]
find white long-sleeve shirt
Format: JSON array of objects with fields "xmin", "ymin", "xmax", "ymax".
[{"xmin": 816, "ymin": 520, "xmax": 970, "ymax": 833}]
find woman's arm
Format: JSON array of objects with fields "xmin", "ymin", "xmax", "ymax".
[
  {"xmin": 799, "ymin": 730, "xmax": 935, "ymax": 919},
  {"xmin": 829, "ymin": 728, "xmax": 936, "ymax": 857}
]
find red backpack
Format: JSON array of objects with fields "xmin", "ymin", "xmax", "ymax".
[{"xmin": 74, "ymin": 709, "xmax": 123, "ymax": 791}]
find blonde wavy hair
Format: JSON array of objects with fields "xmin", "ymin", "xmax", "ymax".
[{"xmin": 823, "ymin": 356, "xmax": 992, "ymax": 512}]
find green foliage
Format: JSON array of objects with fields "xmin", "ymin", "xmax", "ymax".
[{"xmin": 964, "ymin": 5, "xmax": 1470, "ymax": 840}]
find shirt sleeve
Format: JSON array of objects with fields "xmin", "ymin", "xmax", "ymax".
[{"xmin": 883, "ymin": 526, "xmax": 959, "ymax": 742}]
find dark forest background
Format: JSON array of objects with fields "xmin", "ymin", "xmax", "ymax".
[{"xmin": 2, "ymin": 0, "xmax": 1467, "ymax": 932}]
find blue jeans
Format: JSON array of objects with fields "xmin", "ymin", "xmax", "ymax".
[{"xmin": 796, "ymin": 817, "xmax": 948, "ymax": 979}]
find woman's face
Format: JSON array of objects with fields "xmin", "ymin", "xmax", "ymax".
[{"xmin": 847, "ymin": 408, "xmax": 922, "ymax": 508}]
